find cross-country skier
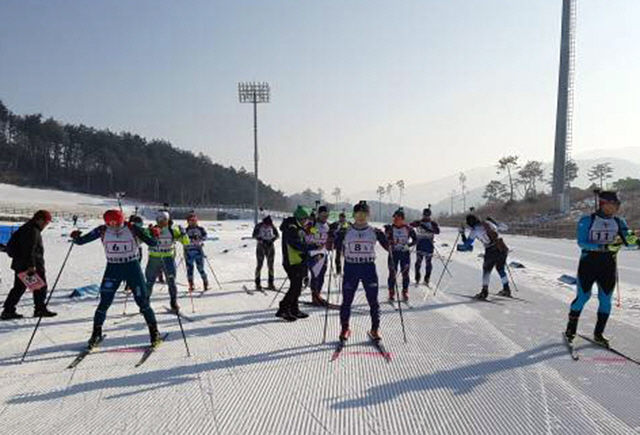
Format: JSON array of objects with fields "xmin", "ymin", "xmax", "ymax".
[
  {"xmin": 183, "ymin": 213, "xmax": 209, "ymax": 292},
  {"xmin": 564, "ymin": 191, "xmax": 639, "ymax": 347},
  {"xmin": 334, "ymin": 201, "xmax": 389, "ymax": 341},
  {"xmin": 1, "ymin": 210, "xmax": 56, "ymax": 320},
  {"xmin": 307, "ymin": 205, "xmax": 333, "ymax": 306},
  {"xmin": 410, "ymin": 208, "xmax": 441, "ymax": 286},
  {"xmin": 276, "ymin": 206, "xmax": 318, "ymax": 322},
  {"xmin": 70, "ymin": 210, "xmax": 162, "ymax": 346},
  {"xmin": 329, "ymin": 212, "xmax": 351, "ymax": 276},
  {"xmin": 252, "ymin": 215, "xmax": 279, "ymax": 290},
  {"xmin": 460, "ymin": 214, "xmax": 511, "ymax": 300},
  {"xmin": 145, "ymin": 211, "xmax": 189, "ymax": 313},
  {"xmin": 385, "ymin": 208, "xmax": 416, "ymax": 302}
]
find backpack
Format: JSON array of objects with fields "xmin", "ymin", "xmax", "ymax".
[{"xmin": 5, "ymin": 230, "xmax": 19, "ymax": 258}]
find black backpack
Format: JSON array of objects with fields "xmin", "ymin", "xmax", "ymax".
[{"xmin": 5, "ymin": 229, "xmax": 19, "ymax": 258}]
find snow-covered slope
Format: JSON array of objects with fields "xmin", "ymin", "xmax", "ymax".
[{"xmin": 1, "ymin": 221, "xmax": 639, "ymax": 434}]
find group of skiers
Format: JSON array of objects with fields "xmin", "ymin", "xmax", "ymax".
[{"xmin": 1, "ymin": 189, "xmax": 638, "ymax": 353}]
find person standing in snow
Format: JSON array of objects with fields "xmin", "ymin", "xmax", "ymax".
[
  {"xmin": 385, "ymin": 208, "xmax": 417, "ymax": 302},
  {"xmin": 333, "ymin": 201, "xmax": 389, "ymax": 341},
  {"xmin": 145, "ymin": 211, "xmax": 189, "ymax": 313},
  {"xmin": 276, "ymin": 206, "xmax": 318, "ymax": 322},
  {"xmin": 410, "ymin": 208, "xmax": 440, "ymax": 286},
  {"xmin": 307, "ymin": 205, "xmax": 333, "ymax": 306},
  {"xmin": 329, "ymin": 212, "xmax": 351, "ymax": 276},
  {"xmin": 460, "ymin": 214, "xmax": 511, "ymax": 300},
  {"xmin": 183, "ymin": 213, "xmax": 209, "ymax": 292},
  {"xmin": 564, "ymin": 191, "xmax": 639, "ymax": 347},
  {"xmin": 1, "ymin": 210, "xmax": 57, "ymax": 320},
  {"xmin": 70, "ymin": 209, "xmax": 162, "ymax": 347},
  {"xmin": 252, "ymin": 215, "xmax": 279, "ymax": 291}
]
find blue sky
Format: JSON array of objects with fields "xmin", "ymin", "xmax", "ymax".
[{"xmin": 1, "ymin": 0, "xmax": 639, "ymax": 195}]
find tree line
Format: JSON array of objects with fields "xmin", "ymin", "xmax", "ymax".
[{"xmin": 0, "ymin": 100, "xmax": 288, "ymax": 210}]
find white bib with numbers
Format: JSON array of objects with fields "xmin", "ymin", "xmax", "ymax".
[
  {"xmin": 150, "ymin": 227, "xmax": 174, "ymax": 254},
  {"xmin": 344, "ymin": 226, "xmax": 377, "ymax": 264},
  {"xmin": 102, "ymin": 226, "xmax": 140, "ymax": 263},
  {"xmin": 589, "ymin": 216, "xmax": 619, "ymax": 245},
  {"xmin": 391, "ymin": 226, "xmax": 411, "ymax": 251}
]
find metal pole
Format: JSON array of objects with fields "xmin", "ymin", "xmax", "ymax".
[{"xmin": 253, "ymin": 94, "xmax": 259, "ymax": 225}]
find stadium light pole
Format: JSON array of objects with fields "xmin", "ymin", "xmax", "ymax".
[
  {"xmin": 238, "ymin": 81, "xmax": 271, "ymax": 224},
  {"xmin": 551, "ymin": 0, "xmax": 577, "ymax": 212}
]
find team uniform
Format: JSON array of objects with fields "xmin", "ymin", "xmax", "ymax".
[
  {"xmin": 384, "ymin": 223, "xmax": 416, "ymax": 300},
  {"xmin": 73, "ymin": 221, "xmax": 160, "ymax": 345},
  {"xmin": 334, "ymin": 225, "xmax": 389, "ymax": 333},
  {"xmin": 184, "ymin": 224, "xmax": 209, "ymax": 290},
  {"xmin": 461, "ymin": 219, "xmax": 510, "ymax": 298},
  {"xmin": 145, "ymin": 224, "xmax": 189, "ymax": 310},
  {"xmin": 410, "ymin": 218, "xmax": 440, "ymax": 285},
  {"xmin": 252, "ymin": 218, "xmax": 279, "ymax": 290},
  {"xmin": 565, "ymin": 211, "xmax": 639, "ymax": 343}
]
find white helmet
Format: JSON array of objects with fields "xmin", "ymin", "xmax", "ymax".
[{"xmin": 156, "ymin": 211, "xmax": 170, "ymax": 223}]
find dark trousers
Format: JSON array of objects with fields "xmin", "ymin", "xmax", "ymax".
[
  {"xmin": 185, "ymin": 249, "xmax": 208, "ymax": 283},
  {"xmin": 3, "ymin": 269, "xmax": 48, "ymax": 312},
  {"xmin": 415, "ymin": 251, "xmax": 434, "ymax": 282},
  {"xmin": 279, "ymin": 264, "xmax": 306, "ymax": 313},
  {"xmin": 256, "ymin": 242, "xmax": 275, "ymax": 282},
  {"xmin": 335, "ymin": 248, "xmax": 344, "ymax": 275},
  {"xmin": 388, "ymin": 250, "xmax": 411, "ymax": 292},
  {"xmin": 340, "ymin": 262, "xmax": 380, "ymax": 331},
  {"xmin": 310, "ymin": 258, "xmax": 328, "ymax": 295}
]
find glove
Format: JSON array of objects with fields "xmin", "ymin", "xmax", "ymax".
[
  {"xmin": 70, "ymin": 230, "xmax": 82, "ymax": 240},
  {"xmin": 607, "ymin": 243, "xmax": 623, "ymax": 253},
  {"xmin": 151, "ymin": 226, "xmax": 161, "ymax": 238}
]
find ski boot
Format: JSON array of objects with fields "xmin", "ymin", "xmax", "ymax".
[
  {"xmin": 203, "ymin": 280, "xmax": 209, "ymax": 291},
  {"xmin": 267, "ymin": 277, "xmax": 276, "ymax": 291},
  {"xmin": 87, "ymin": 326, "xmax": 103, "ymax": 348},
  {"xmin": 474, "ymin": 286, "xmax": 489, "ymax": 300},
  {"xmin": 291, "ymin": 309, "xmax": 309, "ymax": 319},
  {"xmin": 148, "ymin": 323, "xmax": 162, "ymax": 347},
  {"xmin": 415, "ymin": 274, "xmax": 421, "ymax": 286},
  {"xmin": 169, "ymin": 300, "xmax": 181, "ymax": 314},
  {"xmin": 369, "ymin": 329, "xmax": 382, "ymax": 341},
  {"xmin": 388, "ymin": 289, "xmax": 396, "ymax": 302},
  {"xmin": 424, "ymin": 277, "xmax": 431, "ymax": 287},
  {"xmin": 339, "ymin": 327, "xmax": 351, "ymax": 342},
  {"xmin": 311, "ymin": 293, "xmax": 327, "ymax": 306},
  {"xmin": 34, "ymin": 307, "xmax": 57, "ymax": 318},
  {"xmin": 275, "ymin": 308, "xmax": 297, "ymax": 322},
  {"xmin": 497, "ymin": 284, "xmax": 512, "ymax": 298},
  {"xmin": 188, "ymin": 279, "xmax": 195, "ymax": 292},
  {"xmin": 402, "ymin": 290, "xmax": 409, "ymax": 303},
  {"xmin": 593, "ymin": 313, "xmax": 610, "ymax": 348},
  {"xmin": 564, "ymin": 311, "xmax": 580, "ymax": 344},
  {"xmin": 1, "ymin": 310, "xmax": 23, "ymax": 321},
  {"xmin": 255, "ymin": 278, "xmax": 262, "ymax": 291}
]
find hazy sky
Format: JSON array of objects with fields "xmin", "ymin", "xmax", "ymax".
[{"xmin": 1, "ymin": 1, "xmax": 639, "ymax": 195}]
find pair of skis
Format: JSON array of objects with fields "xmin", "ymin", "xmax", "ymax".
[
  {"xmin": 331, "ymin": 332, "xmax": 392, "ymax": 363},
  {"xmin": 387, "ymin": 299, "xmax": 413, "ymax": 310},
  {"xmin": 563, "ymin": 333, "xmax": 639, "ymax": 365},
  {"xmin": 242, "ymin": 285, "xmax": 268, "ymax": 296},
  {"xmin": 66, "ymin": 333, "xmax": 169, "ymax": 369}
]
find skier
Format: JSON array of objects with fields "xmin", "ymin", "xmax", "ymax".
[
  {"xmin": 307, "ymin": 205, "xmax": 332, "ymax": 306},
  {"xmin": 410, "ymin": 208, "xmax": 441, "ymax": 286},
  {"xmin": 252, "ymin": 215, "xmax": 279, "ymax": 290},
  {"xmin": 334, "ymin": 201, "xmax": 389, "ymax": 341},
  {"xmin": 1, "ymin": 210, "xmax": 56, "ymax": 320},
  {"xmin": 70, "ymin": 210, "xmax": 162, "ymax": 346},
  {"xmin": 329, "ymin": 212, "xmax": 351, "ymax": 276},
  {"xmin": 460, "ymin": 214, "xmax": 511, "ymax": 300},
  {"xmin": 385, "ymin": 208, "xmax": 417, "ymax": 302},
  {"xmin": 564, "ymin": 191, "xmax": 639, "ymax": 346},
  {"xmin": 183, "ymin": 213, "xmax": 209, "ymax": 292},
  {"xmin": 145, "ymin": 211, "xmax": 189, "ymax": 313},
  {"xmin": 276, "ymin": 206, "xmax": 318, "ymax": 322}
]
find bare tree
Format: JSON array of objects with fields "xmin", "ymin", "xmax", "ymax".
[
  {"xmin": 497, "ymin": 156, "xmax": 520, "ymax": 202},
  {"xmin": 587, "ymin": 163, "xmax": 613, "ymax": 189}
]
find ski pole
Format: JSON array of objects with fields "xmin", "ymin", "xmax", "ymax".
[
  {"xmin": 21, "ymin": 242, "xmax": 74, "ymax": 363},
  {"xmin": 389, "ymin": 249, "xmax": 408, "ymax": 344},
  {"xmin": 432, "ymin": 232, "xmax": 460, "ymax": 298},
  {"xmin": 122, "ymin": 288, "xmax": 130, "ymax": 315},
  {"xmin": 433, "ymin": 246, "xmax": 453, "ymax": 278},
  {"xmin": 161, "ymin": 263, "xmax": 191, "ymax": 357},
  {"xmin": 505, "ymin": 262, "xmax": 520, "ymax": 293},
  {"xmin": 269, "ymin": 276, "xmax": 289, "ymax": 308},
  {"xmin": 322, "ymin": 252, "xmax": 333, "ymax": 344},
  {"xmin": 615, "ymin": 257, "xmax": 622, "ymax": 308},
  {"xmin": 204, "ymin": 256, "xmax": 223, "ymax": 290}
]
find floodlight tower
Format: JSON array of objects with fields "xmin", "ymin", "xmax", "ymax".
[
  {"xmin": 238, "ymin": 81, "xmax": 271, "ymax": 224},
  {"xmin": 551, "ymin": 0, "xmax": 577, "ymax": 212}
]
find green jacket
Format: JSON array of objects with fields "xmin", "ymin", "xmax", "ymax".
[{"xmin": 148, "ymin": 225, "xmax": 189, "ymax": 258}]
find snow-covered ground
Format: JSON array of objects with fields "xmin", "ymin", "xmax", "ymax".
[{"xmin": 1, "ymin": 221, "xmax": 639, "ymax": 434}]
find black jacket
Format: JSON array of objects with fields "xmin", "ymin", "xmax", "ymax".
[{"xmin": 9, "ymin": 220, "xmax": 45, "ymax": 272}]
